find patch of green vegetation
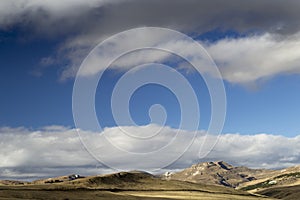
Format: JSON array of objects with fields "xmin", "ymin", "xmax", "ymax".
[
  {"xmin": 273, "ymin": 172, "xmax": 300, "ymax": 179},
  {"xmin": 240, "ymin": 181, "xmax": 272, "ymax": 191},
  {"xmin": 241, "ymin": 172, "xmax": 300, "ymax": 191}
]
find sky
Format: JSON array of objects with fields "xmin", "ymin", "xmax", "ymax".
[{"xmin": 0, "ymin": 0, "xmax": 300, "ymax": 180}]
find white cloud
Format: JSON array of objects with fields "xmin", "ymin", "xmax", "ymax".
[
  {"xmin": 62, "ymin": 30, "xmax": 300, "ymax": 85},
  {"xmin": 0, "ymin": 126, "xmax": 93, "ymax": 168},
  {"xmin": 0, "ymin": 125, "xmax": 299, "ymax": 179},
  {"xmin": 205, "ymin": 133, "xmax": 300, "ymax": 169},
  {"xmin": 63, "ymin": 28, "xmax": 220, "ymax": 80},
  {"xmin": 206, "ymin": 33, "xmax": 300, "ymax": 84},
  {"xmin": 63, "ymin": 29, "xmax": 175, "ymax": 78}
]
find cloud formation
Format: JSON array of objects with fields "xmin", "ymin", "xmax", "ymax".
[
  {"xmin": 65, "ymin": 28, "xmax": 300, "ymax": 85},
  {"xmin": 1, "ymin": 0, "xmax": 300, "ymax": 35},
  {"xmin": 206, "ymin": 32, "xmax": 300, "ymax": 84},
  {"xmin": 1, "ymin": 0, "xmax": 300, "ymax": 84},
  {"xmin": 0, "ymin": 125, "xmax": 299, "ymax": 180}
]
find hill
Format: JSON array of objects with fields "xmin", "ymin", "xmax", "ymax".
[
  {"xmin": 257, "ymin": 185, "xmax": 300, "ymax": 200},
  {"xmin": 0, "ymin": 171, "xmax": 271, "ymax": 200},
  {"xmin": 238, "ymin": 165, "xmax": 300, "ymax": 200},
  {"xmin": 166, "ymin": 161, "xmax": 300, "ymax": 199},
  {"xmin": 2, "ymin": 161, "xmax": 300, "ymax": 199},
  {"xmin": 165, "ymin": 161, "xmax": 275, "ymax": 188}
]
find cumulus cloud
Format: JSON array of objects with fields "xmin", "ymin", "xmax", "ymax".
[
  {"xmin": 68, "ymin": 28, "xmax": 217, "ymax": 80},
  {"xmin": 205, "ymin": 134, "xmax": 300, "ymax": 169},
  {"xmin": 0, "ymin": 126, "xmax": 93, "ymax": 168},
  {"xmin": 58, "ymin": 0, "xmax": 300, "ymax": 83},
  {"xmin": 63, "ymin": 29, "xmax": 300, "ymax": 85},
  {"xmin": 206, "ymin": 32, "xmax": 300, "ymax": 84},
  {"xmin": 1, "ymin": 0, "xmax": 300, "ymax": 84},
  {"xmin": 0, "ymin": 125, "xmax": 299, "ymax": 180}
]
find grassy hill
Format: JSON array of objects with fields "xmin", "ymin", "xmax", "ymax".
[
  {"xmin": 0, "ymin": 171, "xmax": 272, "ymax": 200},
  {"xmin": 257, "ymin": 185, "xmax": 300, "ymax": 200},
  {"xmin": 2, "ymin": 161, "xmax": 300, "ymax": 199}
]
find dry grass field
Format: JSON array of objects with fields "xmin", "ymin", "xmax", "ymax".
[{"xmin": 0, "ymin": 186, "xmax": 273, "ymax": 200}]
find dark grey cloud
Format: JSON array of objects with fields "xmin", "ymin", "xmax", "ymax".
[
  {"xmin": 100, "ymin": 0, "xmax": 300, "ymax": 36},
  {"xmin": 1, "ymin": 0, "xmax": 299, "ymax": 36},
  {"xmin": 1, "ymin": 0, "xmax": 300, "ymax": 82}
]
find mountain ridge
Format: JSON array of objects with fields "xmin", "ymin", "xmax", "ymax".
[
  {"xmin": 1, "ymin": 161, "xmax": 300, "ymax": 199},
  {"xmin": 164, "ymin": 160, "xmax": 276, "ymax": 188}
]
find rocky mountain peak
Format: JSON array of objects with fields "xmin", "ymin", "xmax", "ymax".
[
  {"xmin": 168, "ymin": 161, "xmax": 272, "ymax": 188},
  {"xmin": 215, "ymin": 161, "xmax": 233, "ymax": 170}
]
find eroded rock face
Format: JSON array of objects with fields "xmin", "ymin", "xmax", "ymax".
[{"xmin": 166, "ymin": 161, "xmax": 273, "ymax": 188}]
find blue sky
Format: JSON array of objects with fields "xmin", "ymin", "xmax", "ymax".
[
  {"xmin": 1, "ymin": 29, "xmax": 299, "ymax": 136},
  {"xmin": 0, "ymin": 0, "xmax": 300, "ymax": 179},
  {"xmin": 0, "ymin": 34, "xmax": 74, "ymax": 128}
]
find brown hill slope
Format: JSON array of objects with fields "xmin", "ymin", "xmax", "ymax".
[
  {"xmin": 257, "ymin": 185, "xmax": 300, "ymax": 200},
  {"xmin": 166, "ymin": 161, "xmax": 275, "ymax": 188},
  {"xmin": 0, "ymin": 171, "xmax": 271, "ymax": 200},
  {"xmin": 238, "ymin": 169, "xmax": 300, "ymax": 200},
  {"xmin": 0, "ymin": 180, "xmax": 28, "ymax": 186},
  {"xmin": 3, "ymin": 161, "xmax": 300, "ymax": 199}
]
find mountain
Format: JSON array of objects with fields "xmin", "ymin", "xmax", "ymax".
[
  {"xmin": 165, "ymin": 161, "xmax": 275, "ymax": 188},
  {"xmin": 0, "ymin": 171, "xmax": 270, "ymax": 200},
  {"xmin": 239, "ymin": 165, "xmax": 300, "ymax": 191},
  {"xmin": 165, "ymin": 160, "xmax": 300, "ymax": 199},
  {"xmin": 0, "ymin": 180, "xmax": 28, "ymax": 186},
  {"xmin": 1, "ymin": 162, "xmax": 300, "ymax": 199},
  {"xmin": 238, "ymin": 165, "xmax": 300, "ymax": 200}
]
